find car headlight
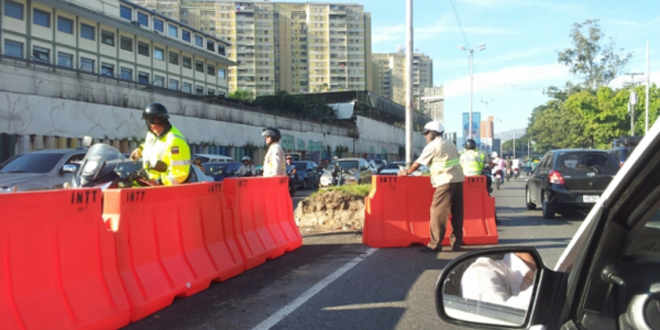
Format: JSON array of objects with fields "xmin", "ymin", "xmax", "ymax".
[{"xmin": 0, "ymin": 186, "xmax": 17, "ymax": 193}]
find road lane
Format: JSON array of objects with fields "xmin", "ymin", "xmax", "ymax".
[{"xmin": 126, "ymin": 178, "xmax": 583, "ymax": 330}]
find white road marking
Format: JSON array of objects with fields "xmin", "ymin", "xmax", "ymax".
[
  {"xmin": 251, "ymin": 248, "xmax": 377, "ymax": 330},
  {"xmin": 322, "ymin": 301, "xmax": 407, "ymax": 311}
]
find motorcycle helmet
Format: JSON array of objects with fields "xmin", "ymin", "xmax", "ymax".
[
  {"xmin": 241, "ymin": 156, "xmax": 251, "ymax": 162},
  {"xmin": 491, "ymin": 152, "xmax": 498, "ymax": 158},
  {"xmin": 464, "ymin": 139, "xmax": 476, "ymax": 150},
  {"xmin": 261, "ymin": 127, "xmax": 281, "ymax": 141},
  {"xmin": 142, "ymin": 103, "xmax": 169, "ymax": 124}
]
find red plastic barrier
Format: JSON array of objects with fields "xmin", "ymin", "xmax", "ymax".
[
  {"xmin": 363, "ymin": 175, "xmax": 498, "ymax": 248},
  {"xmin": 221, "ymin": 177, "xmax": 301, "ymax": 270},
  {"xmin": 0, "ymin": 189, "xmax": 130, "ymax": 330},
  {"xmin": 104, "ymin": 183, "xmax": 220, "ymax": 322}
]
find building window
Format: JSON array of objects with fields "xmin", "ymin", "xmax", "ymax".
[
  {"xmin": 182, "ymin": 56, "xmax": 192, "ymax": 69},
  {"xmin": 207, "ymin": 65, "xmax": 215, "ymax": 75},
  {"xmin": 4, "ymin": 1, "xmax": 24, "ymax": 20},
  {"xmin": 137, "ymin": 12, "xmax": 148, "ymax": 26},
  {"xmin": 218, "ymin": 68, "xmax": 226, "ymax": 79},
  {"xmin": 169, "ymin": 52, "xmax": 179, "ymax": 65},
  {"xmin": 168, "ymin": 24, "xmax": 178, "ymax": 38},
  {"xmin": 4, "ymin": 39, "xmax": 23, "ymax": 58},
  {"xmin": 80, "ymin": 57, "xmax": 95, "ymax": 72},
  {"xmin": 154, "ymin": 47, "xmax": 164, "ymax": 61},
  {"xmin": 101, "ymin": 30, "xmax": 114, "ymax": 46},
  {"xmin": 206, "ymin": 40, "xmax": 215, "ymax": 51},
  {"xmin": 195, "ymin": 35, "xmax": 203, "ymax": 47},
  {"xmin": 168, "ymin": 79, "xmax": 179, "ymax": 90},
  {"xmin": 32, "ymin": 46, "xmax": 50, "ymax": 63},
  {"xmin": 179, "ymin": 31, "xmax": 190, "ymax": 43},
  {"xmin": 33, "ymin": 8, "xmax": 51, "ymax": 28},
  {"xmin": 153, "ymin": 75, "xmax": 165, "ymax": 87},
  {"xmin": 195, "ymin": 61, "xmax": 204, "ymax": 72},
  {"xmin": 101, "ymin": 63, "xmax": 114, "ymax": 77},
  {"xmin": 120, "ymin": 36, "xmax": 133, "ymax": 51},
  {"xmin": 153, "ymin": 19, "xmax": 164, "ymax": 33},
  {"xmin": 120, "ymin": 5, "xmax": 132, "ymax": 20},
  {"xmin": 80, "ymin": 24, "xmax": 95, "ymax": 40},
  {"xmin": 218, "ymin": 45, "xmax": 225, "ymax": 56},
  {"xmin": 138, "ymin": 71, "xmax": 149, "ymax": 84},
  {"xmin": 57, "ymin": 16, "xmax": 73, "ymax": 34},
  {"xmin": 183, "ymin": 82, "xmax": 192, "ymax": 94},
  {"xmin": 208, "ymin": 89, "xmax": 215, "ymax": 96},
  {"xmin": 120, "ymin": 67, "xmax": 133, "ymax": 80},
  {"xmin": 57, "ymin": 52, "xmax": 73, "ymax": 68},
  {"xmin": 138, "ymin": 42, "xmax": 150, "ymax": 56}
]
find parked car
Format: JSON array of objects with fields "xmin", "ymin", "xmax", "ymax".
[
  {"xmin": 369, "ymin": 159, "xmax": 387, "ymax": 173},
  {"xmin": 292, "ymin": 160, "xmax": 320, "ymax": 189},
  {"xmin": 0, "ymin": 148, "xmax": 87, "ymax": 193},
  {"xmin": 193, "ymin": 153, "xmax": 233, "ymax": 164},
  {"xmin": 378, "ymin": 161, "xmax": 428, "ymax": 176},
  {"xmin": 202, "ymin": 161, "xmax": 242, "ymax": 181},
  {"xmin": 435, "ymin": 118, "xmax": 660, "ymax": 330},
  {"xmin": 525, "ymin": 149, "xmax": 619, "ymax": 218}
]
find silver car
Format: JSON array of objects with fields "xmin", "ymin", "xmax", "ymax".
[{"xmin": 0, "ymin": 149, "xmax": 87, "ymax": 192}]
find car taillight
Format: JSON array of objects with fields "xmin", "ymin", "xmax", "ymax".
[{"xmin": 548, "ymin": 170, "xmax": 565, "ymax": 185}]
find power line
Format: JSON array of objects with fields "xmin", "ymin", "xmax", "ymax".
[{"xmin": 449, "ymin": 0, "xmax": 470, "ymax": 48}]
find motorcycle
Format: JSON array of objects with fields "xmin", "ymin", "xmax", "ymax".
[
  {"xmin": 71, "ymin": 143, "xmax": 203, "ymax": 189},
  {"xmin": 513, "ymin": 167, "xmax": 520, "ymax": 179},
  {"xmin": 492, "ymin": 168, "xmax": 504, "ymax": 190}
]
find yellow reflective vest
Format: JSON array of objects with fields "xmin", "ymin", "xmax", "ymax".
[
  {"xmin": 140, "ymin": 125, "xmax": 191, "ymax": 185},
  {"xmin": 460, "ymin": 150, "xmax": 485, "ymax": 176}
]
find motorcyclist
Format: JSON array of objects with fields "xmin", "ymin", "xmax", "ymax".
[
  {"xmin": 512, "ymin": 157, "xmax": 521, "ymax": 178},
  {"xmin": 460, "ymin": 139, "xmax": 491, "ymax": 193},
  {"xmin": 262, "ymin": 127, "xmax": 286, "ymax": 177},
  {"xmin": 491, "ymin": 152, "xmax": 506, "ymax": 187},
  {"xmin": 286, "ymin": 155, "xmax": 297, "ymax": 193},
  {"xmin": 237, "ymin": 156, "xmax": 255, "ymax": 176},
  {"xmin": 129, "ymin": 103, "xmax": 191, "ymax": 186}
]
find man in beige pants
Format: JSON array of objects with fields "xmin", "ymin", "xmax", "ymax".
[{"xmin": 399, "ymin": 121, "xmax": 464, "ymax": 252}]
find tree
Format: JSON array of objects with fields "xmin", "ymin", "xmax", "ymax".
[
  {"xmin": 228, "ymin": 89, "xmax": 254, "ymax": 101},
  {"xmin": 558, "ymin": 19, "xmax": 631, "ymax": 89}
]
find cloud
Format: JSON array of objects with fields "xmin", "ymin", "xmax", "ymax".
[
  {"xmin": 372, "ymin": 24, "xmax": 405, "ymax": 44},
  {"xmin": 443, "ymin": 63, "xmax": 571, "ymax": 98},
  {"xmin": 372, "ymin": 19, "xmax": 517, "ymax": 45},
  {"xmin": 457, "ymin": 0, "xmax": 580, "ymax": 11},
  {"xmin": 609, "ymin": 71, "xmax": 660, "ymax": 89}
]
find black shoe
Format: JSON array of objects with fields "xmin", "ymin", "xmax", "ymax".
[
  {"xmin": 451, "ymin": 244, "xmax": 462, "ymax": 252},
  {"xmin": 420, "ymin": 246, "xmax": 438, "ymax": 253}
]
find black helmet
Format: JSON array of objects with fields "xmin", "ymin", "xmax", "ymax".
[
  {"xmin": 261, "ymin": 127, "xmax": 281, "ymax": 141},
  {"xmin": 464, "ymin": 139, "xmax": 476, "ymax": 150},
  {"xmin": 143, "ymin": 103, "xmax": 169, "ymax": 123}
]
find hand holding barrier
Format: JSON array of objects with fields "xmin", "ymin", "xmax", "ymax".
[
  {"xmin": 363, "ymin": 175, "xmax": 497, "ymax": 248},
  {"xmin": 0, "ymin": 189, "xmax": 130, "ymax": 330}
]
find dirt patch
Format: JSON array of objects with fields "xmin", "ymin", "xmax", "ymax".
[{"xmin": 295, "ymin": 190, "xmax": 365, "ymax": 235}]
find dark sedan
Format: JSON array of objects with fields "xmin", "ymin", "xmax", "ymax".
[
  {"xmin": 202, "ymin": 161, "xmax": 242, "ymax": 182},
  {"xmin": 292, "ymin": 160, "xmax": 320, "ymax": 189},
  {"xmin": 525, "ymin": 149, "xmax": 620, "ymax": 218},
  {"xmin": 0, "ymin": 149, "xmax": 87, "ymax": 192}
]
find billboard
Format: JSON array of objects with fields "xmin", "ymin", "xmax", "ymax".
[{"xmin": 462, "ymin": 112, "xmax": 481, "ymax": 146}]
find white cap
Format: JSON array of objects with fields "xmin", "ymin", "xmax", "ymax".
[
  {"xmin": 423, "ymin": 121, "xmax": 444, "ymax": 134},
  {"xmin": 491, "ymin": 152, "xmax": 498, "ymax": 158}
]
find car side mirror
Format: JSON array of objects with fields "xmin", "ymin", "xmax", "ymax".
[
  {"xmin": 435, "ymin": 247, "xmax": 549, "ymax": 328},
  {"xmin": 61, "ymin": 164, "xmax": 79, "ymax": 174}
]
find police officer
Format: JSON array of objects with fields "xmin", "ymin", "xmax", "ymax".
[
  {"xmin": 398, "ymin": 121, "xmax": 464, "ymax": 252},
  {"xmin": 129, "ymin": 103, "xmax": 191, "ymax": 185},
  {"xmin": 237, "ymin": 156, "xmax": 255, "ymax": 176},
  {"xmin": 262, "ymin": 127, "xmax": 286, "ymax": 177},
  {"xmin": 460, "ymin": 139, "xmax": 485, "ymax": 176}
]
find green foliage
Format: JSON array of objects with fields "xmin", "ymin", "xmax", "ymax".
[
  {"xmin": 310, "ymin": 184, "xmax": 372, "ymax": 199},
  {"xmin": 558, "ymin": 19, "xmax": 631, "ymax": 89},
  {"xmin": 334, "ymin": 145, "xmax": 349, "ymax": 157},
  {"xmin": 228, "ymin": 89, "xmax": 254, "ymax": 101}
]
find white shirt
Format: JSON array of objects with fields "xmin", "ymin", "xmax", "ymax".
[
  {"xmin": 415, "ymin": 137, "xmax": 464, "ymax": 187},
  {"xmin": 263, "ymin": 142, "xmax": 286, "ymax": 177},
  {"xmin": 461, "ymin": 253, "xmax": 535, "ymax": 310}
]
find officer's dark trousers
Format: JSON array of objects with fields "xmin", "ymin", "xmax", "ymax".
[{"xmin": 428, "ymin": 182, "xmax": 464, "ymax": 250}]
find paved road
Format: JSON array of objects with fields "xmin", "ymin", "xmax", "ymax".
[{"xmin": 126, "ymin": 178, "xmax": 583, "ymax": 330}]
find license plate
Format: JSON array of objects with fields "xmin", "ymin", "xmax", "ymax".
[{"xmin": 583, "ymin": 195, "xmax": 599, "ymax": 203}]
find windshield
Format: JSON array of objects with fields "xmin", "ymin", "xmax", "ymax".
[
  {"xmin": 556, "ymin": 152, "xmax": 619, "ymax": 175},
  {"xmin": 336, "ymin": 160, "xmax": 359, "ymax": 170},
  {"xmin": 0, "ymin": 153, "xmax": 63, "ymax": 174}
]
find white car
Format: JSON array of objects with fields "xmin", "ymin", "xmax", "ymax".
[{"xmin": 434, "ymin": 119, "xmax": 660, "ymax": 329}]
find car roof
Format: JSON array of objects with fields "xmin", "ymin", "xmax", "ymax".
[
  {"xmin": 24, "ymin": 148, "xmax": 86, "ymax": 155},
  {"xmin": 549, "ymin": 148, "xmax": 609, "ymax": 154},
  {"xmin": 336, "ymin": 158, "xmax": 364, "ymax": 161}
]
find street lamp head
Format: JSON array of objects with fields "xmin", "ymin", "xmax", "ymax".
[{"xmin": 478, "ymin": 43, "xmax": 487, "ymax": 51}]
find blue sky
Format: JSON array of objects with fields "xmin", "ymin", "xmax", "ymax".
[{"xmin": 302, "ymin": 0, "xmax": 660, "ymax": 137}]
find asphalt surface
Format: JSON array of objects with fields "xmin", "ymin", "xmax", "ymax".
[{"xmin": 126, "ymin": 177, "xmax": 584, "ymax": 330}]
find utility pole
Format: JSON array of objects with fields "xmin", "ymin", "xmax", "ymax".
[
  {"xmin": 405, "ymin": 0, "xmax": 413, "ymax": 165},
  {"xmin": 625, "ymin": 72, "xmax": 644, "ymax": 136},
  {"xmin": 646, "ymin": 41, "xmax": 650, "ymax": 134},
  {"xmin": 459, "ymin": 44, "xmax": 486, "ymax": 139},
  {"xmin": 513, "ymin": 132, "xmax": 516, "ymax": 159}
]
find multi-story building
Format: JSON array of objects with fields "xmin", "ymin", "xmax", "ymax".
[
  {"xmin": 1, "ymin": 0, "xmax": 234, "ymax": 96},
  {"xmin": 421, "ymin": 86, "xmax": 444, "ymax": 122},
  {"xmin": 133, "ymin": 0, "xmax": 182, "ymax": 20},
  {"xmin": 136, "ymin": 1, "xmax": 372, "ymax": 97},
  {"xmin": 371, "ymin": 51, "xmax": 432, "ymax": 108}
]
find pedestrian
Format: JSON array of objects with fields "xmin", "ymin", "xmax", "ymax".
[
  {"xmin": 129, "ymin": 103, "xmax": 191, "ymax": 185},
  {"xmin": 398, "ymin": 121, "xmax": 465, "ymax": 252},
  {"xmin": 262, "ymin": 127, "xmax": 286, "ymax": 177}
]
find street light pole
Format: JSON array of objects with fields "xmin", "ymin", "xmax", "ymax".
[
  {"xmin": 460, "ymin": 44, "xmax": 486, "ymax": 139},
  {"xmin": 405, "ymin": 0, "xmax": 413, "ymax": 165}
]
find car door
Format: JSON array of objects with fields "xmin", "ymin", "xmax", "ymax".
[{"xmin": 530, "ymin": 153, "xmax": 551, "ymax": 205}]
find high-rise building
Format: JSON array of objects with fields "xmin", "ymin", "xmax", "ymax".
[
  {"xmin": 421, "ymin": 87, "xmax": 444, "ymax": 122},
  {"xmin": 371, "ymin": 51, "xmax": 432, "ymax": 108},
  {"xmin": 133, "ymin": 0, "xmax": 182, "ymax": 20},
  {"xmin": 135, "ymin": 1, "xmax": 372, "ymax": 97},
  {"xmin": 480, "ymin": 115, "xmax": 494, "ymax": 139}
]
